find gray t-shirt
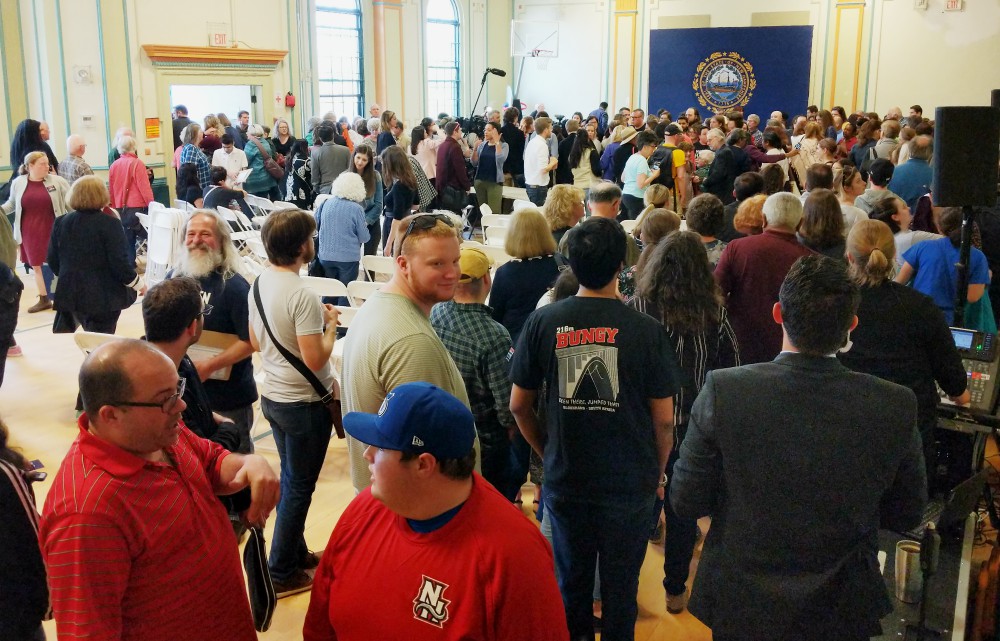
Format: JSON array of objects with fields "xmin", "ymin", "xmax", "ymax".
[
  {"xmin": 341, "ymin": 290, "xmax": 470, "ymax": 491},
  {"xmin": 248, "ymin": 269, "xmax": 336, "ymax": 403}
]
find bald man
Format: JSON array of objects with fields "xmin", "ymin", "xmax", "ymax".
[{"xmin": 58, "ymin": 134, "xmax": 94, "ymax": 185}]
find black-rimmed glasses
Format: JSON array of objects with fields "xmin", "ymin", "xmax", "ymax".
[
  {"xmin": 397, "ymin": 213, "xmax": 455, "ymax": 255},
  {"xmin": 111, "ymin": 378, "xmax": 187, "ymax": 414}
]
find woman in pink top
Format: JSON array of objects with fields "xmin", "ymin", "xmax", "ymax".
[
  {"xmin": 108, "ymin": 134, "xmax": 154, "ymax": 261},
  {"xmin": 409, "ymin": 122, "xmax": 444, "ymax": 184}
]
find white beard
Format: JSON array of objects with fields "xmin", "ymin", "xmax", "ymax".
[{"xmin": 176, "ymin": 246, "xmax": 222, "ymax": 278}]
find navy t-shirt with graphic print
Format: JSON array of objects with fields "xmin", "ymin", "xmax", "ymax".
[{"xmin": 509, "ymin": 296, "xmax": 678, "ymax": 497}]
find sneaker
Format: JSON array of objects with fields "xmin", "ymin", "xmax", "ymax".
[
  {"xmin": 7, "ymin": 345, "xmax": 22, "ymax": 357},
  {"xmin": 272, "ymin": 569, "xmax": 313, "ymax": 598},
  {"xmin": 666, "ymin": 589, "xmax": 689, "ymax": 614},
  {"xmin": 302, "ymin": 550, "xmax": 324, "ymax": 570}
]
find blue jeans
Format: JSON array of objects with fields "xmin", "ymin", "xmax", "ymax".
[
  {"xmin": 319, "ymin": 259, "xmax": 359, "ymax": 306},
  {"xmin": 546, "ymin": 488, "xmax": 653, "ymax": 641},
  {"xmin": 652, "ymin": 448, "xmax": 699, "ymax": 596},
  {"xmin": 261, "ymin": 397, "xmax": 332, "ymax": 582},
  {"xmin": 526, "ymin": 185, "xmax": 548, "ymax": 207}
]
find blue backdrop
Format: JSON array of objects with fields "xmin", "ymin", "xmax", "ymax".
[{"xmin": 647, "ymin": 26, "xmax": 813, "ymax": 121}]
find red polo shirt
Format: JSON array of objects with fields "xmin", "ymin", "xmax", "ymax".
[
  {"xmin": 39, "ymin": 415, "xmax": 256, "ymax": 641},
  {"xmin": 715, "ymin": 228, "xmax": 815, "ymax": 364}
]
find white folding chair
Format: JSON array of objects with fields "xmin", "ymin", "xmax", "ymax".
[
  {"xmin": 301, "ymin": 276, "xmax": 349, "ymax": 300},
  {"xmin": 270, "ymin": 200, "xmax": 299, "ymax": 211},
  {"xmin": 313, "ymin": 194, "xmax": 333, "ymax": 210},
  {"xmin": 480, "ymin": 203, "xmax": 493, "ymax": 217},
  {"xmin": 361, "ymin": 255, "xmax": 395, "ymax": 282},
  {"xmin": 512, "ymin": 199, "xmax": 535, "ymax": 212},
  {"xmin": 346, "ymin": 280, "xmax": 383, "ymax": 307},
  {"xmin": 244, "ymin": 194, "xmax": 277, "ymax": 218},
  {"xmin": 173, "ymin": 199, "xmax": 195, "ymax": 213},
  {"xmin": 484, "ymin": 226, "xmax": 508, "ymax": 247},
  {"xmin": 241, "ymin": 256, "xmax": 264, "ymax": 279},
  {"xmin": 145, "ymin": 208, "xmax": 185, "ymax": 287},
  {"xmin": 620, "ymin": 219, "xmax": 639, "ymax": 234},
  {"xmin": 480, "ymin": 214, "xmax": 510, "ymax": 229},
  {"xmin": 245, "ymin": 237, "xmax": 269, "ymax": 262},
  {"xmin": 74, "ymin": 331, "xmax": 118, "ymax": 356}
]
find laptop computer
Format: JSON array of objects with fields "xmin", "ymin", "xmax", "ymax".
[{"xmin": 902, "ymin": 468, "xmax": 988, "ymax": 539}]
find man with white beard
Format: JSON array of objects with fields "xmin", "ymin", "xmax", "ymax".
[{"xmin": 170, "ymin": 209, "xmax": 257, "ymax": 453}]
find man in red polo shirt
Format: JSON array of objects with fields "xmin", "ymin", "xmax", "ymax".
[
  {"xmin": 714, "ymin": 192, "xmax": 815, "ymax": 364},
  {"xmin": 39, "ymin": 339, "xmax": 280, "ymax": 641}
]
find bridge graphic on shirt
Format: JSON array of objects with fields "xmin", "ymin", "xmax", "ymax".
[{"xmin": 556, "ymin": 344, "xmax": 619, "ymax": 401}]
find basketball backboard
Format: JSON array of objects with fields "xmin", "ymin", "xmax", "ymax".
[{"xmin": 511, "ymin": 20, "xmax": 559, "ymax": 58}]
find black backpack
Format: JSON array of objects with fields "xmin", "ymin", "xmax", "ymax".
[{"xmin": 649, "ymin": 145, "xmax": 678, "ymax": 189}]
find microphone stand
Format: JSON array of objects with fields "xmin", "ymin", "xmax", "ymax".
[
  {"xmin": 905, "ymin": 523, "xmax": 943, "ymax": 641},
  {"xmin": 469, "ymin": 69, "xmax": 496, "ymax": 124}
]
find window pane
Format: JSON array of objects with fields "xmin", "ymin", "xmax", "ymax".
[
  {"xmin": 426, "ymin": 0, "xmax": 456, "ymax": 21},
  {"xmin": 317, "ymin": 0, "xmax": 359, "ymax": 11},
  {"xmin": 316, "ymin": 4, "xmax": 364, "ymax": 120}
]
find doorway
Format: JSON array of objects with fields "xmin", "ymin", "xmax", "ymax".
[{"xmin": 168, "ymin": 84, "xmax": 262, "ymax": 127}]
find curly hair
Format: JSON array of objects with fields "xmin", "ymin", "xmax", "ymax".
[
  {"xmin": 636, "ymin": 230, "xmax": 722, "ymax": 335},
  {"xmin": 543, "ymin": 184, "xmax": 585, "ymax": 230}
]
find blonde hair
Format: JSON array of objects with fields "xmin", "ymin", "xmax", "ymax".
[
  {"xmin": 847, "ymin": 219, "xmax": 895, "ymax": 287},
  {"xmin": 203, "ymin": 115, "xmax": 220, "ymax": 131},
  {"xmin": 643, "ymin": 184, "xmax": 670, "ymax": 208},
  {"xmin": 68, "ymin": 175, "xmax": 110, "ymax": 210},
  {"xmin": 543, "ymin": 184, "xmax": 585, "ymax": 230},
  {"xmin": 733, "ymin": 194, "xmax": 766, "ymax": 235},
  {"xmin": 504, "ymin": 209, "xmax": 556, "ymax": 258},
  {"xmin": 23, "ymin": 150, "xmax": 47, "ymax": 171}
]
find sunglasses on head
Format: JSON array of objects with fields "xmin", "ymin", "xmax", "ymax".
[{"xmin": 396, "ymin": 213, "xmax": 455, "ymax": 256}]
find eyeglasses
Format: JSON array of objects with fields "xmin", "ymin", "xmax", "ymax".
[
  {"xmin": 111, "ymin": 378, "xmax": 187, "ymax": 414},
  {"xmin": 397, "ymin": 214, "xmax": 455, "ymax": 255}
]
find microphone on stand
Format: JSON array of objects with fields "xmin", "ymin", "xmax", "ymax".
[{"xmin": 486, "ymin": 68, "xmax": 507, "ymax": 77}]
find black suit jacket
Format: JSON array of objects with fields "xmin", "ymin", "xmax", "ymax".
[
  {"xmin": 670, "ymin": 352, "xmax": 926, "ymax": 640},
  {"xmin": 555, "ymin": 133, "xmax": 577, "ymax": 184},
  {"xmin": 47, "ymin": 210, "xmax": 138, "ymax": 315},
  {"xmin": 702, "ymin": 145, "xmax": 750, "ymax": 204}
]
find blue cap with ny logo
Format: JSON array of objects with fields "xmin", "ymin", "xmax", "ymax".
[{"xmin": 343, "ymin": 382, "xmax": 475, "ymax": 459}]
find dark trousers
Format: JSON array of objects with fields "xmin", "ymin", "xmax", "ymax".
[
  {"xmin": 621, "ymin": 194, "xmax": 645, "ymax": 220},
  {"xmin": 507, "ymin": 432, "xmax": 532, "ymax": 499},
  {"xmin": 72, "ymin": 310, "xmax": 122, "ymax": 334},
  {"xmin": 526, "ymin": 185, "xmax": 548, "ymax": 207},
  {"xmin": 381, "ymin": 216, "xmax": 394, "ymax": 253},
  {"xmin": 0, "ymin": 271, "xmax": 22, "ymax": 389},
  {"xmin": 319, "ymin": 259, "xmax": 359, "ymax": 306},
  {"xmin": 480, "ymin": 435, "xmax": 516, "ymax": 501},
  {"xmin": 215, "ymin": 405, "xmax": 255, "ymax": 454},
  {"xmin": 363, "ymin": 221, "xmax": 381, "ymax": 256},
  {"xmin": 262, "ymin": 397, "xmax": 332, "ymax": 582},
  {"xmin": 651, "ymin": 448, "xmax": 699, "ymax": 595},
  {"xmin": 546, "ymin": 488, "xmax": 653, "ymax": 641}
]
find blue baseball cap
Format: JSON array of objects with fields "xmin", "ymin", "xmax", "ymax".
[{"xmin": 343, "ymin": 382, "xmax": 475, "ymax": 460}]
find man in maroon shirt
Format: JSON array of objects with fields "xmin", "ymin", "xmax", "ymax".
[
  {"xmin": 715, "ymin": 192, "xmax": 814, "ymax": 364},
  {"xmin": 435, "ymin": 121, "xmax": 472, "ymax": 214}
]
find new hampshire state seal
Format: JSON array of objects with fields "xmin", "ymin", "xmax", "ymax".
[{"xmin": 692, "ymin": 51, "xmax": 756, "ymax": 112}]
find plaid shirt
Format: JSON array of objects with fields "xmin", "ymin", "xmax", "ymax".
[
  {"xmin": 179, "ymin": 144, "xmax": 211, "ymax": 189},
  {"xmin": 750, "ymin": 128, "xmax": 764, "ymax": 149},
  {"xmin": 57, "ymin": 154, "xmax": 93, "ymax": 185},
  {"xmin": 430, "ymin": 301, "xmax": 515, "ymax": 442}
]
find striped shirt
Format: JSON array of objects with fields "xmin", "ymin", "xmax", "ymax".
[{"xmin": 39, "ymin": 415, "xmax": 256, "ymax": 641}]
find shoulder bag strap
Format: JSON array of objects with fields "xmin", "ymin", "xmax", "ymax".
[
  {"xmin": 252, "ymin": 279, "xmax": 333, "ymax": 403},
  {"xmin": 251, "ymin": 138, "xmax": 271, "ymax": 161}
]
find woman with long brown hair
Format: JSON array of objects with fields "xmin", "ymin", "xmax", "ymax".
[
  {"xmin": 631, "ymin": 230, "xmax": 739, "ymax": 614},
  {"xmin": 380, "ymin": 145, "xmax": 418, "ymax": 253},
  {"xmin": 798, "ymin": 188, "xmax": 846, "ymax": 259},
  {"xmin": 348, "ymin": 145, "xmax": 383, "ymax": 256}
]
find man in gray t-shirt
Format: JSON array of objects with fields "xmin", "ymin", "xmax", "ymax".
[{"xmin": 341, "ymin": 213, "xmax": 472, "ymax": 493}]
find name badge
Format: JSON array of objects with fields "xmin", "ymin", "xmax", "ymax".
[{"xmin": 46, "ymin": 185, "xmax": 56, "ymax": 193}]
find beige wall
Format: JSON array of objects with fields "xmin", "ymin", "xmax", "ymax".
[
  {"xmin": 2, "ymin": 0, "xmax": 513, "ymax": 179},
  {"xmin": 513, "ymin": 0, "xmax": 1000, "ymax": 117}
]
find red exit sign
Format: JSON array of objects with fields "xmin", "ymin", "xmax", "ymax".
[
  {"xmin": 944, "ymin": 0, "xmax": 963, "ymax": 10},
  {"xmin": 209, "ymin": 32, "xmax": 228, "ymax": 47}
]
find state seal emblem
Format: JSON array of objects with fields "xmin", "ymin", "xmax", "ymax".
[{"xmin": 692, "ymin": 51, "xmax": 756, "ymax": 112}]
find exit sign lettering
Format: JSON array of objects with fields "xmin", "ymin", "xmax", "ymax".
[
  {"xmin": 944, "ymin": 0, "xmax": 963, "ymax": 10},
  {"xmin": 210, "ymin": 32, "xmax": 228, "ymax": 47}
]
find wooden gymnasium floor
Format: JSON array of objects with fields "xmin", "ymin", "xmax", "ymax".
[{"xmin": 4, "ymin": 270, "xmax": 714, "ymax": 640}]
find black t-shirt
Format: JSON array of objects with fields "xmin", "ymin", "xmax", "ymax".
[
  {"xmin": 490, "ymin": 255, "xmax": 561, "ymax": 344},
  {"xmin": 385, "ymin": 182, "xmax": 417, "ymax": 220},
  {"xmin": 196, "ymin": 270, "xmax": 258, "ymax": 411},
  {"xmin": 510, "ymin": 296, "xmax": 679, "ymax": 496}
]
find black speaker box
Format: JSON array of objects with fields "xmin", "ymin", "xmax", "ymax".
[
  {"xmin": 932, "ymin": 106, "xmax": 1000, "ymax": 207},
  {"xmin": 993, "ymin": 89, "xmax": 1000, "ymax": 108}
]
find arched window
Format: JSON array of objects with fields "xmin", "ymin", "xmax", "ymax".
[
  {"xmin": 426, "ymin": 0, "xmax": 460, "ymax": 118},
  {"xmin": 316, "ymin": 0, "xmax": 365, "ymax": 119}
]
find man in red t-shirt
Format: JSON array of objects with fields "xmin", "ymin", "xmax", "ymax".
[{"xmin": 304, "ymin": 382, "xmax": 568, "ymax": 641}]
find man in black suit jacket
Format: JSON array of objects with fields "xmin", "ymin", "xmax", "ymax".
[
  {"xmin": 671, "ymin": 255, "xmax": 927, "ymax": 641},
  {"xmin": 555, "ymin": 121, "xmax": 578, "ymax": 185},
  {"xmin": 699, "ymin": 130, "xmax": 751, "ymax": 205}
]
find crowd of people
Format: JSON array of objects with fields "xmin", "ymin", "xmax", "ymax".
[{"xmin": 1, "ymin": 93, "xmax": 999, "ymax": 641}]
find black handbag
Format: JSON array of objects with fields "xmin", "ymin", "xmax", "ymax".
[{"xmin": 242, "ymin": 526, "xmax": 276, "ymax": 632}]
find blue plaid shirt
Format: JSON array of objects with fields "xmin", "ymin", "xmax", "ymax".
[
  {"xmin": 179, "ymin": 144, "xmax": 211, "ymax": 189},
  {"xmin": 430, "ymin": 301, "xmax": 515, "ymax": 443}
]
